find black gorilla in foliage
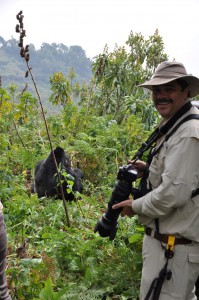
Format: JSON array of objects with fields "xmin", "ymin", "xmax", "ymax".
[{"xmin": 33, "ymin": 147, "xmax": 84, "ymax": 200}]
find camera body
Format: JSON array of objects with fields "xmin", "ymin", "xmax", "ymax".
[
  {"xmin": 117, "ymin": 164, "xmax": 138, "ymax": 182},
  {"xmin": 94, "ymin": 164, "xmax": 138, "ymax": 240}
]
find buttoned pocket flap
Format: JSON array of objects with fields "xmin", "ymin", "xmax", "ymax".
[{"xmin": 188, "ymin": 254, "xmax": 199, "ymax": 263}]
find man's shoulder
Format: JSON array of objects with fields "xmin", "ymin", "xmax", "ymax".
[
  {"xmin": 176, "ymin": 113, "xmax": 199, "ymax": 139},
  {"xmin": 168, "ymin": 109, "xmax": 199, "ymax": 141}
]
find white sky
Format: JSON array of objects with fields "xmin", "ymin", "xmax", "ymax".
[{"xmin": 1, "ymin": 0, "xmax": 199, "ymax": 77}]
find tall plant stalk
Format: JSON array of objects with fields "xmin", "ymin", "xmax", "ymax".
[{"xmin": 15, "ymin": 11, "xmax": 70, "ymax": 227}]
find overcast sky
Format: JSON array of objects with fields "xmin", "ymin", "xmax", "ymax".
[{"xmin": 1, "ymin": 0, "xmax": 199, "ymax": 77}]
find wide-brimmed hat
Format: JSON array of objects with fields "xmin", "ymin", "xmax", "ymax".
[{"xmin": 139, "ymin": 61, "xmax": 199, "ymax": 98}]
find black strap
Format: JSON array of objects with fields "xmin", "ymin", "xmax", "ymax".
[
  {"xmin": 153, "ymin": 114, "xmax": 199, "ymax": 156},
  {"xmin": 144, "ymin": 259, "xmax": 172, "ymax": 300},
  {"xmin": 165, "ymin": 114, "xmax": 199, "ymax": 141},
  {"xmin": 155, "ymin": 218, "xmax": 159, "ymax": 232},
  {"xmin": 192, "ymin": 188, "xmax": 199, "ymax": 198}
]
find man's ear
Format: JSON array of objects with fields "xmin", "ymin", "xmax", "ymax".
[{"xmin": 184, "ymin": 87, "xmax": 190, "ymax": 99}]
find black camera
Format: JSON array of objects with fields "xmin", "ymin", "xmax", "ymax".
[
  {"xmin": 94, "ymin": 164, "xmax": 137, "ymax": 240},
  {"xmin": 117, "ymin": 164, "xmax": 138, "ymax": 182}
]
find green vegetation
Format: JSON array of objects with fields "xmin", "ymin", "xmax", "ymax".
[{"xmin": 1, "ymin": 29, "xmax": 167, "ymax": 299}]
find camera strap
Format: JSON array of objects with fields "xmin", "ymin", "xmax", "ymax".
[
  {"xmin": 152, "ymin": 113, "xmax": 199, "ymax": 156},
  {"xmin": 144, "ymin": 256, "xmax": 172, "ymax": 300}
]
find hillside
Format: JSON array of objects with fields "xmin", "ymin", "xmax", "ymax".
[{"xmin": 0, "ymin": 36, "xmax": 93, "ymax": 107}]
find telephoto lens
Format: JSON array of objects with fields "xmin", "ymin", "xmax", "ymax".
[{"xmin": 94, "ymin": 165, "xmax": 137, "ymax": 240}]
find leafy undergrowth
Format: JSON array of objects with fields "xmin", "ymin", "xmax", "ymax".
[
  {"xmin": 4, "ymin": 186, "xmax": 143, "ymax": 300},
  {"xmin": 0, "ymin": 68, "xmax": 155, "ymax": 299},
  {"xmin": 0, "ymin": 32, "xmax": 167, "ymax": 299}
]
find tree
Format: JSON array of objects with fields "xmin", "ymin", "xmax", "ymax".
[
  {"xmin": 49, "ymin": 72, "xmax": 72, "ymax": 106},
  {"xmin": 68, "ymin": 67, "xmax": 76, "ymax": 88},
  {"xmin": 85, "ymin": 30, "xmax": 168, "ymax": 125}
]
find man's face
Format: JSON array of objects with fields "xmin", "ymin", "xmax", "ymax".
[{"xmin": 152, "ymin": 81, "xmax": 189, "ymax": 120}]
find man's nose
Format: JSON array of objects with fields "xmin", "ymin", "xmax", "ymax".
[{"xmin": 156, "ymin": 91, "xmax": 168, "ymax": 98}]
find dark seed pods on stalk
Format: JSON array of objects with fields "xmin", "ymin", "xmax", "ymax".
[{"xmin": 16, "ymin": 10, "xmax": 30, "ymax": 77}]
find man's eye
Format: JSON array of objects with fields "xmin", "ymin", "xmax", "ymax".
[
  {"xmin": 152, "ymin": 89, "xmax": 159, "ymax": 94},
  {"xmin": 166, "ymin": 88, "xmax": 175, "ymax": 93}
]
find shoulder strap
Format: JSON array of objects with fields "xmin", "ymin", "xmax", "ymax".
[
  {"xmin": 164, "ymin": 114, "xmax": 199, "ymax": 142},
  {"xmin": 153, "ymin": 114, "xmax": 199, "ymax": 156},
  {"xmin": 192, "ymin": 188, "xmax": 199, "ymax": 198}
]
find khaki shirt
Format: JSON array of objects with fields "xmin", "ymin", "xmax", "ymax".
[
  {"xmin": 132, "ymin": 105, "xmax": 199, "ymax": 241},
  {"xmin": 0, "ymin": 202, "xmax": 3, "ymax": 213}
]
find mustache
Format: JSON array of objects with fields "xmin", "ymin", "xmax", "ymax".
[{"xmin": 155, "ymin": 98, "xmax": 173, "ymax": 105}]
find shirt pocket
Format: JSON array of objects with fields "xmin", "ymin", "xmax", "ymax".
[{"xmin": 148, "ymin": 142, "xmax": 167, "ymax": 188}]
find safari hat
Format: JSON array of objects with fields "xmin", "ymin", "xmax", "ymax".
[{"xmin": 139, "ymin": 61, "xmax": 199, "ymax": 97}]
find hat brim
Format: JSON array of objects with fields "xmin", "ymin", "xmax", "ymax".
[{"xmin": 139, "ymin": 75, "xmax": 199, "ymax": 98}]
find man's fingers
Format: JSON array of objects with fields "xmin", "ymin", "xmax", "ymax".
[
  {"xmin": 112, "ymin": 200, "xmax": 135, "ymax": 217},
  {"xmin": 112, "ymin": 203, "xmax": 122, "ymax": 209},
  {"xmin": 121, "ymin": 207, "xmax": 134, "ymax": 217},
  {"xmin": 112, "ymin": 199, "xmax": 132, "ymax": 209}
]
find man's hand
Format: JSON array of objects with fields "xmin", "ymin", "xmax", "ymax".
[
  {"xmin": 128, "ymin": 159, "xmax": 148, "ymax": 178},
  {"xmin": 112, "ymin": 199, "xmax": 136, "ymax": 217}
]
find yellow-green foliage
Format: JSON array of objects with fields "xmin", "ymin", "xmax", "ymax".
[{"xmin": 0, "ymin": 85, "xmax": 156, "ymax": 299}]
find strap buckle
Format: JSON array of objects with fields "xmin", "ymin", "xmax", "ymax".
[{"xmin": 165, "ymin": 236, "xmax": 175, "ymax": 259}]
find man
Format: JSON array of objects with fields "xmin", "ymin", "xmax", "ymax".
[{"xmin": 112, "ymin": 61, "xmax": 199, "ymax": 300}]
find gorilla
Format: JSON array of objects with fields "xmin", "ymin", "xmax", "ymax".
[{"xmin": 33, "ymin": 147, "xmax": 83, "ymax": 200}]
